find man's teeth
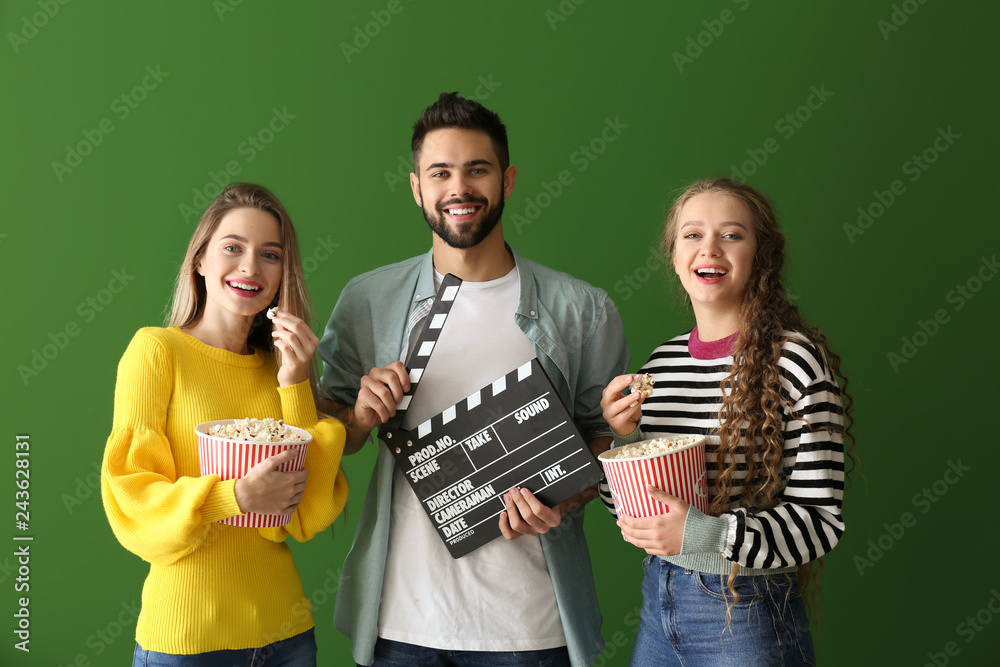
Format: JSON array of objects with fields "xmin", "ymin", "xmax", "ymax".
[
  {"xmin": 448, "ymin": 207, "xmax": 477, "ymax": 215},
  {"xmin": 229, "ymin": 281, "xmax": 261, "ymax": 292}
]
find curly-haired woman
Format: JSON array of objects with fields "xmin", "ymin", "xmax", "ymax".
[{"xmin": 600, "ymin": 178, "xmax": 855, "ymax": 667}]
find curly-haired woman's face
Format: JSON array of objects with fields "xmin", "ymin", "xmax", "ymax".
[{"xmin": 673, "ymin": 192, "xmax": 757, "ymax": 319}]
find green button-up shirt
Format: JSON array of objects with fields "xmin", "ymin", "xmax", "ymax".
[{"xmin": 320, "ymin": 246, "xmax": 629, "ymax": 666}]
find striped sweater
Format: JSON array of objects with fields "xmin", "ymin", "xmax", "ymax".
[{"xmin": 601, "ymin": 328, "xmax": 846, "ymax": 575}]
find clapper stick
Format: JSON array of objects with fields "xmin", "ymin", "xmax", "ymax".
[{"xmin": 378, "ymin": 273, "xmax": 463, "ymax": 447}]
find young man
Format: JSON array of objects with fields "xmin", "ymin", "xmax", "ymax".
[{"xmin": 319, "ymin": 92, "xmax": 629, "ymax": 667}]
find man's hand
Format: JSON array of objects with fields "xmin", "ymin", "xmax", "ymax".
[
  {"xmin": 499, "ymin": 487, "xmax": 562, "ymax": 539},
  {"xmin": 324, "ymin": 361, "xmax": 411, "ymax": 454},
  {"xmin": 355, "ymin": 361, "xmax": 410, "ymax": 431}
]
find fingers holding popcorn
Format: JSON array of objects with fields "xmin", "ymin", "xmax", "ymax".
[
  {"xmin": 601, "ymin": 374, "xmax": 648, "ymax": 437},
  {"xmin": 630, "ymin": 373, "xmax": 654, "ymax": 399},
  {"xmin": 270, "ymin": 310, "xmax": 319, "ymax": 387}
]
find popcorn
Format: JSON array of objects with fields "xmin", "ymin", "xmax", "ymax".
[
  {"xmin": 613, "ymin": 435, "xmax": 700, "ymax": 459},
  {"xmin": 266, "ymin": 307, "xmax": 278, "ymax": 320},
  {"xmin": 630, "ymin": 373, "xmax": 654, "ymax": 399},
  {"xmin": 208, "ymin": 418, "xmax": 304, "ymax": 443}
]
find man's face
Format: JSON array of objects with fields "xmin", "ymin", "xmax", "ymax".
[{"xmin": 410, "ymin": 128, "xmax": 516, "ymax": 249}]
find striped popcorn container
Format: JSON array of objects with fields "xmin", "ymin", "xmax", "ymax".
[
  {"xmin": 599, "ymin": 436, "xmax": 708, "ymax": 517},
  {"xmin": 195, "ymin": 420, "xmax": 311, "ymax": 527}
]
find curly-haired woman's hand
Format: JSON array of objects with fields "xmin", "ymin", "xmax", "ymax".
[
  {"xmin": 600, "ymin": 374, "xmax": 644, "ymax": 437},
  {"xmin": 618, "ymin": 486, "xmax": 689, "ymax": 556}
]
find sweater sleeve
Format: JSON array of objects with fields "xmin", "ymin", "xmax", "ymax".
[
  {"xmin": 257, "ymin": 381, "xmax": 349, "ymax": 543},
  {"xmin": 101, "ymin": 330, "xmax": 243, "ymax": 566},
  {"xmin": 682, "ymin": 342, "xmax": 847, "ymax": 569}
]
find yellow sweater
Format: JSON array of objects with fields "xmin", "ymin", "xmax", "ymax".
[{"xmin": 101, "ymin": 327, "xmax": 348, "ymax": 654}]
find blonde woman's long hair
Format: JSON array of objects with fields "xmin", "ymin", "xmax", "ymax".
[
  {"xmin": 663, "ymin": 178, "xmax": 857, "ymax": 620},
  {"xmin": 167, "ymin": 182, "xmax": 320, "ymax": 401}
]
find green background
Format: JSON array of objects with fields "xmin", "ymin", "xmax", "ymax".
[{"xmin": 3, "ymin": 1, "xmax": 999, "ymax": 665}]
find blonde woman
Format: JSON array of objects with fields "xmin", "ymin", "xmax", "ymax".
[
  {"xmin": 102, "ymin": 182, "xmax": 348, "ymax": 666},
  {"xmin": 601, "ymin": 178, "xmax": 854, "ymax": 666}
]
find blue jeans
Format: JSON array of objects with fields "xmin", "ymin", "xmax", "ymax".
[
  {"xmin": 370, "ymin": 637, "xmax": 570, "ymax": 667},
  {"xmin": 629, "ymin": 557, "xmax": 815, "ymax": 667},
  {"xmin": 132, "ymin": 628, "xmax": 316, "ymax": 666}
]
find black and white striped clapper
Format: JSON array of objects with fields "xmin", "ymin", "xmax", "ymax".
[
  {"xmin": 377, "ymin": 274, "xmax": 603, "ymax": 558},
  {"xmin": 378, "ymin": 272, "xmax": 463, "ymax": 446}
]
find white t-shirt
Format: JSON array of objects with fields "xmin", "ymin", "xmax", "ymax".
[{"xmin": 377, "ymin": 267, "xmax": 567, "ymax": 651}]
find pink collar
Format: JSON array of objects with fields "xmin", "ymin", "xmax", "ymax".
[{"xmin": 688, "ymin": 326, "xmax": 739, "ymax": 360}]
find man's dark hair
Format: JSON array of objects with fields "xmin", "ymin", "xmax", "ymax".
[{"xmin": 411, "ymin": 92, "xmax": 510, "ymax": 172}]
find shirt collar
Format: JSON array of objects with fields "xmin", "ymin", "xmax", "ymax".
[
  {"xmin": 411, "ymin": 248, "xmax": 437, "ymax": 305},
  {"xmin": 412, "ymin": 244, "xmax": 539, "ymax": 321}
]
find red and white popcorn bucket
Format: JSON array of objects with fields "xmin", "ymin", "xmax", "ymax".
[
  {"xmin": 195, "ymin": 419, "xmax": 311, "ymax": 527},
  {"xmin": 599, "ymin": 435, "xmax": 708, "ymax": 517}
]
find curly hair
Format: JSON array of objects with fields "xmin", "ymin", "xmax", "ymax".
[{"xmin": 663, "ymin": 178, "xmax": 857, "ymax": 617}]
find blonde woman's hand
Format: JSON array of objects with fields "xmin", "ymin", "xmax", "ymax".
[
  {"xmin": 233, "ymin": 449, "xmax": 308, "ymax": 515},
  {"xmin": 271, "ymin": 310, "xmax": 319, "ymax": 387},
  {"xmin": 601, "ymin": 374, "xmax": 644, "ymax": 437},
  {"xmin": 617, "ymin": 486, "xmax": 689, "ymax": 556}
]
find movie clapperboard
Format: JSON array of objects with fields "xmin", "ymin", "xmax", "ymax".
[{"xmin": 379, "ymin": 274, "xmax": 604, "ymax": 558}]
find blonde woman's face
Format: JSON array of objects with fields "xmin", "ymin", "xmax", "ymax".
[
  {"xmin": 672, "ymin": 192, "xmax": 757, "ymax": 316},
  {"xmin": 196, "ymin": 207, "xmax": 283, "ymax": 321}
]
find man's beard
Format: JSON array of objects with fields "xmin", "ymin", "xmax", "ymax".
[{"xmin": 421, "ymin": 193, "xmax": 505, "ymax": 250}]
